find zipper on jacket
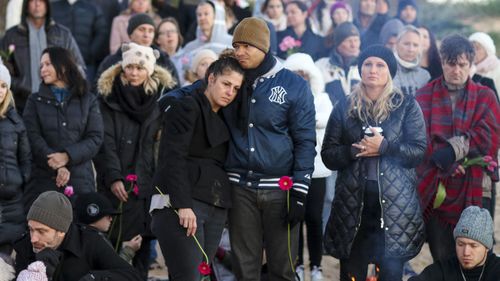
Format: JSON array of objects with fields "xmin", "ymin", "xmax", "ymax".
[{"xmin": 376, "ymin": 160, "xmax": 385, "ymax": 229}]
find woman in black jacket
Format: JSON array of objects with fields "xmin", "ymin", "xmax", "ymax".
[
  {"xmin": 96, "ymin": 42, "xmax": 177, "ymax": 279},
  {"xmin": 23, "ymin": 47, "xmax": 103, "ymax": 209},
  {"xmin": 150, "ymin": 51, "xmax": 244, "ymax": 281},
  {"xmin": 321, "ymin": 45, "xmax": 426, "ymax": 281},
  {"xmin": 0, "ymin": 62, "xmax": 31, "ymax": 255}
]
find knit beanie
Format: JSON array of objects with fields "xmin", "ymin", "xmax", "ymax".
[
  {"xmin": 190, "ymin": 49, "xmax": 218, "ymax": 73},
  {"xmin": 469, "ymin": 32, "xmax": 497, "ymax": 57},
  {"xmin": 358, "ymin": 45, "xmax": 398, "ymax": 78},
  {"xmin": 27, "ymin": 191, "xmax": 73, "ymax": 233},
  {"xmin": 334, "ymin": 22, "xmax": 359, "ymax": 47},
  {"xmin": 0, "ymin": 59, "xmax": 11, "ymax": 88},
  {"xmin": 127, "ymin": 13, "xmax": 156, "ymax": 35},
  {"xmin": 380, "ymin": 19, "xmax": 404, "ymax": 47},
  {"xmin": 232, "ymin": 17, "xmax": 270, "ymax": 53},
  {"xmin": 453, "ymin": 206, "xmax": 494, "ymax": 249},
  {"xmin": 16, "ymin": 261, "xmax": 48, "ymax": 281},
  {"xmin": 121, "ymin": 42, "xmax": 159, "ymax": 76},
  {"xmin": 330, "ymin": 1, "xmax": 352, "ymax": 19},
  {"xmin": 397, "ymin": 0, "xmax": 418, "ymax": 14}
]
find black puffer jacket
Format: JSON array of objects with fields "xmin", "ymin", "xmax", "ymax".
[
  {"xmin": 0, "ymin": 106, "xmax": 31, "ymax": 245},
  {"xmin": 321, "ymin": 92, "xmax": 426, "ymax": 259},
  {"xmin": 0, "ymin": 17, "xmax": 85, "ymax": 113},
  {"xmin": 51, "ymin": 0, "xmax": 109, "ymax": 66},
  {"xmin": 23, "ymin": 84, "xmax": 103, "ymax": 206}
]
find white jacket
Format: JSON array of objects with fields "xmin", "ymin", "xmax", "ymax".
[{"xmin": 284, "ymin": 53, "xmax": 333, "ymax": 178}]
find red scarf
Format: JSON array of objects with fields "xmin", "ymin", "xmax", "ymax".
[{"xmin": 416, "ymin": 77, "xmax": 500, "ymax": 225}]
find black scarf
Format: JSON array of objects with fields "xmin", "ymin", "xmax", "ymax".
[
  {"xmin": 113, "ymin": 78, "xmax": 157, "ymax": 123},
  {"xmin": 237, "ymin": 52, "xmax": 276, "ymax": 133}
]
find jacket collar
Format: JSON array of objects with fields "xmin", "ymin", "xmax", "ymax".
[
  {"xmin": 58, "ymin": 224, "xmax": 83, "ymax": 258},
  {"xmin": 192, "ymin": 86, "xmax": 229, "ymax": 147}
]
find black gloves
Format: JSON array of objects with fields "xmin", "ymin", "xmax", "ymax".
[
  {"xmin": 284, "ymin": 188, "xmax": 306, "ymax": 227},
  {"xmin": 431, "ymin": 144, "xmax": 456, "ymax": 171},
  {"xmin": 36, "ymin": 248, "xmax": 62, "ymax": 278}
]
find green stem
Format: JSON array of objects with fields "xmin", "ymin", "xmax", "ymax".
[
  {"xmin": 287, "ymin": 190, "xmax": 295, "ymax": 274},
  {"xmin": 155, "ymin": 186, "xmax": 210, "ymax": 263}
]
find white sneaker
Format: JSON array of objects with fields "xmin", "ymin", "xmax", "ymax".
[
  {"xmin": 311, "ymin": 265, "xmax": 324, "ymax": 281},
  {"xmin": 295, "ymin": 265, "xmax": 305, "ymax": 281}
]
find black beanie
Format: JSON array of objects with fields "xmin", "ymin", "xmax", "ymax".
[
  {"xmin": 357, "ymin": 45, "xmax": 398, "ymax": 78},
  {"xmin": 334, "ymin": 22, "xmax": 360, "ymax": 48},
  {"xmin": 127, "ymin": 13, "xmax": 155, "ymax": 35}
]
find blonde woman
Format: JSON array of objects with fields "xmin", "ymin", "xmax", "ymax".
[
  {"xmin": 0, "ymin": 61, "xmax": 31, "ymax": 256},
  {"xmin": 321, "ymin": 45, "xmax": 426, "ymax": 281}
]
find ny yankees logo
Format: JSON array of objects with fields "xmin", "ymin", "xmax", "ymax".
[{"xmin": 268, "ymin": 86, "xmax": 287, "ymax": 104}]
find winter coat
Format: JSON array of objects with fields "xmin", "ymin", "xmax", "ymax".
[
  {"xmin": 95, "ymin": 46, "xmax": 180, "ymax": 92},
  {"xmin": 96, "ymin": 63, "xmax": 175, "ymax": 240},
  {"xmin": 321, "ymin": 92, "xmax": 426, "ymax": 259},
  {"xmin": 51, "ymin": 0, "xmax": 109, "ymax": 67},
  {"xmin": 1, "ymin": 10, "xmax": 85, "ymax": 113},
  {"xmin": 153, "ymin": 86, "xmax": 232, "ymax": 209},
  {"xmin": 283, "ymin": 53, "xmax": 332, "ymax": 178},
  {"xmin": 22, "ymin": 83, "xmax": 103, "ymax": 206},
  {"xmin": 223, "ymin": 59, "xmax": 316, "ymax": 190},
  {"xmin": 0, "ymin": 106, "xmax": 30, "ymax": 246},
  {"xmin": 393, "ymin": 61, "xmax": 430, "ymax": 96},
  {"xmin": 14, "ymin": 224, "xmax": 143, "ymax": 281},
  {"xmin": 408, "ymin": 253, "xmax": 500, "ymax": 281},
  {"xmin": 277, "ymin": 27, "xmax": 325, "ymax": 61},
  {"xmin": 315, "ymin": 51, "xmax": 361, "ymax": 107}
]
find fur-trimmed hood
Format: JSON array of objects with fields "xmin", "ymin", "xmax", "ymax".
[
  {"xmin": 283, "ymin": 53, "xmax": 325, "ymax": 96},
  {"xmin": 97, "ymin": 64, "xmax": 176, "ymax": 97}
]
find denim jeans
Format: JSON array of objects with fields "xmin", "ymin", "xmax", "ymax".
[
  {"xmin": 151, "ymin": 199, "xmax": 227, "ymax": 281},
  {"xmin": 229, "ymin": 185, "xmax": 299, "ymax": 281}
]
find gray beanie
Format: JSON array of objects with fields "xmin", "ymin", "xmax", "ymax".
[
  {"xmin": 127, "ymin": 13, "xmax": 156, "ymax": 35},
  {"xmin": 27, "ymin": 191, "xmax": 73, "ymax": 233},
  {"xmin": 453, "ymin": 206, "xmax": 494, "ymax": 249},
  {"xmin": 334, "ymin": 22, "xmax": 360, "ymax": 48}
]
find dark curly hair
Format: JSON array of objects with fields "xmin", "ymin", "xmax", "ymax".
[
  {"xmin": 204, "ymin": 49, "xmax": 244, "ymax": 83},
  {"xmin": 439, "ymin": 34, "xmax": 475, "ymax": 65}
]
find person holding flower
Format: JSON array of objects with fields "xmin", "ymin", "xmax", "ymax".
[
  {"xmin": 322, "ymin": 45, "xmax": 426, "ymax": 281},
  {"xmin": 416, "ymin": 34, "xmax": 500, "ymax": 263},
  {"xmin": 96, "ymin": 42, "xmax": 176, "ymax": 279},
  {"xmin": 22, "ymin": 46, "xmax": 103, "ymax": 210},
  {"xmin": 0, "ymin": 59, "xmax": 31, "ymax": 256},
  {"xmin": 277, "ymin": 1, "xmax": 324, "ymax": 60},
  {"xmin": 150, "ymin": 50, "xmax": 244, "ymax": 281}
]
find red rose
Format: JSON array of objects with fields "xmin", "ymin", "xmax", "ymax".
[
  {"xmin": 278, "ymin": 176, "xmax": 293, "ymax": 191},
  {"xmin": 198, "ymin": 261, "xmax": 211, "ymax": 276}
]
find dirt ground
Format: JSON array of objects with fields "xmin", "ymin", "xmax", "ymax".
[{"xmin": 149, "ymin": 191, "xmax": 500, "ymax": 280}]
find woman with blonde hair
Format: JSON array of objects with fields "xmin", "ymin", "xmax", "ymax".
[
  {"xmin": 0, "ymin": 60, "xmax": 31, "ymax": 256},
  {"xmin": 109, "ymin": 0, "xmax": 161, "ymax": 54},
  {"xmin": 322, "ymin": 45, "xmax": 426, "ymax": 281}
]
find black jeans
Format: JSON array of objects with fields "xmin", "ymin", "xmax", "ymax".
[
  {"xmin": 229, "ymin": 185, "xmax": 299, "ymax": 281},
  {"xmin": 152, "ymin": 199, "xmax": 227, "ymax": 281},
  {"xmin": 340, "ymin": 181, "xmax": 404, "ymax": 281},
  {"xmin": 298, "ymin": 177, "xmax": 326, "ymax": 268}
]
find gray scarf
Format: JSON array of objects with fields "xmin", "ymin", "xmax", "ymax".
[{"xmin": 28, "ymin": 20, "xmax": 47, "ymax": 93}]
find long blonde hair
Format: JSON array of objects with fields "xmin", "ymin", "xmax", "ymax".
[
  {"xmin": 348, "ymin": 76, "xmax": 404, "ymax": 124},
  {"xmin": 0, "ymin": 88, "xmax": 14, "ymax": 118}
]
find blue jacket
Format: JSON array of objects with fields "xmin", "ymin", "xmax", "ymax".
[
  {"xmin": 223, "ymin": 60, "xmax": 316, "ymax": 193},
  {"xmin": 159, "ymin": 60, "xmax": 316, "ymax": 193}
]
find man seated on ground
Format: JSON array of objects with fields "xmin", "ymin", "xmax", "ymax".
[
  {"xmin": 75, "ymin": 192, "xmax": 143, "ymax": 264},
  {"xmin": 409, "ymin": 206, "xmax": 500, "ymax": 281},
  {"xmin": 14, "ymin": 191, "xmax": 142, "ymax": 281}
]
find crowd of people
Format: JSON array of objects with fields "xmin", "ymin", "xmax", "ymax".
[{"xmin": 0, "ymin": 0, "xmax": 499, "ymax": 281}]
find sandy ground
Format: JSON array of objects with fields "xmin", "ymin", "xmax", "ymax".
[{"xmin": 149, "ymin": 191, "xmax": 500, "ymax": 280}]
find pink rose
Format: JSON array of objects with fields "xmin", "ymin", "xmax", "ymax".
[
  {"xmin": 126, "ymin": 174, "xmax": 138, "ymax": 182},
  {"xmin": 483, "ymin": 155, "xmax": 493, "ymax": 162},
  {"xmin": 294, "ymin": 39, "xmax": 302, "ymax": 48},
  {"xmin": 64, "ymin": 186, "xmax": 74, "ymax": 197},
  {"xmin": 133, "ymin": 184, "xmax": 139, "ymax": 196},
  {"xmin": 8, "ymin": 44, "xmax": 15, "ymax": 54}
]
